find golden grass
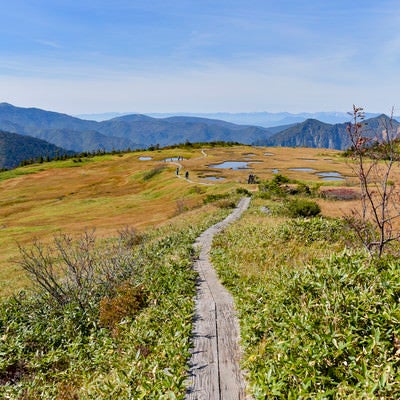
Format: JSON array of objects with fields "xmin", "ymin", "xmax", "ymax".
[{"xmin": 1, "ymin": 145, "xmax": 400, "ymax": 297}]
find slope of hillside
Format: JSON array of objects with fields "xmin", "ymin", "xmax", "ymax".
[
  {"xmin": 0, "ymin": 130, "xmax": 73, "ymax": 169},
  {"xmin": 35, "ymin": 129, "xmax": 138, "ymax": 152}
]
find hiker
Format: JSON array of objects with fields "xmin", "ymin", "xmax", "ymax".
[
  {"xmin": 176, "ymin": 167, "xmax": 179, "ymax": 175},
  {"xmin": 248, "ymin": 174, "xmax": 254, "ymax": 184},
  {"xmin": 185, "ymin": 171, "xmax": 189, "ymax": 179}
]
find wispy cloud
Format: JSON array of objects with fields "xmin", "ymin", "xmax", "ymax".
[{"xmin": 34, "ymin": 39, "xmax": 61, "ymax": 49}]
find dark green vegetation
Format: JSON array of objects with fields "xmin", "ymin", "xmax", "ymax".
[
  {"xmin": 0, "ymin": 130, "xmax": 73, "ymax": 170},
  {"xmin": 0, "ymin": 208, "xmax": 228, "ymax": 399},
  {"xmin": 211, "ymin": 199, "xmax": 400, "ymax": 398}
]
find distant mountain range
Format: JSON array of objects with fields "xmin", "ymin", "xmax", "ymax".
[
  {"xmin": 77, "ymin": 111, "xmax": 389, "ymax": 127},
  {"xmin": 1, "ymin": 103, "xmax": 399, "ymax": 170},
  {"xmin": 0, "ymin": 103, "xmax": 276, "ymax": 153},
  {"xmin": 0, "ymin": 130, "xmax": 73, "ymax": 169}
]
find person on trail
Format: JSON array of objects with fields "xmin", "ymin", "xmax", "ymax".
[
  {"xmin": 185, "ymin": 171, "xmax": 189, "ymax": 179},
  {"xmin": 176, "ymin": 167, "xmax": 179, "ymax": 175}
]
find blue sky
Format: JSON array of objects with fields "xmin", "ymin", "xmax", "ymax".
[{"xmin": 1, "ymin": 0, "xmax": 399, "ymax": 114}]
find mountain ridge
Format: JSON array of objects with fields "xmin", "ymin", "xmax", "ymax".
[{"xmin": 257, "ymin": 115, "xmax": 400, "ymax": 149}]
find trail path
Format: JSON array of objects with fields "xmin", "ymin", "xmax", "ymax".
[
  {"xmin": 186, "ymin": 197, "xmax": 252, "ymax": 400},
  {"xmin": 171, "ymin": 149, "xmax": 211, "ymax": 185}
]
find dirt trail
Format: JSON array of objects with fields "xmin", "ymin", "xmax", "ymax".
[
  {"xmin": 171, "ymin": 149, "xmax": 211, "ymax": 185},
  {"xmin": 186, "ymin": 197, "xmax": 252, "ymax": 399}
]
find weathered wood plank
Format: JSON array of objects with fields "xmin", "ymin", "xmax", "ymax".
[
  {"xmin": 217, "ymin": 303, "xmax": 246, "ymax": 399},
  {"xmin": 186, "ymin": 197, "xmax": 252, "ymax": 400}
]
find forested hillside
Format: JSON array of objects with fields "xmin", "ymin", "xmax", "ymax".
[{"xmin": 0, "ymin": 130, "xmax": 73, "ymax": 169}]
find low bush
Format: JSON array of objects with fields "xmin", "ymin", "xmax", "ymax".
[
  {"xmin": 99, "ymin": 282, "xmax": 148, "ymax": 333},
  {"xmin": 215, "ymin": 199, "xmax": 236, "ymax": 209},
  {"xmin": 142, "ymin": 164, "xmax": 165, "ymax": 181},
  {"xmin": 285, "ymin": 198, "xmax": 321, "ymax": 217},
  {"xmin": 203, "ymin": 193, "xmax": 230, "ymax": 204},
  {"xmin": 236, "ymin": 187, "xmax": 252, "ymax": 196}
]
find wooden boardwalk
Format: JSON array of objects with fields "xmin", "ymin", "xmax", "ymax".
[{"xmin": 186, "ymin": 197, "xmax": 252, "ymax": 400}]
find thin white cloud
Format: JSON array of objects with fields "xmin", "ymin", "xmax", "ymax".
[{"xmin": 34, "ymin": 39, "xmax": 61, "ymax": 49}]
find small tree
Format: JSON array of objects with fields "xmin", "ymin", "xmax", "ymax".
[{"xmin": 346, "ymin": 105, "xmax": 400, "ymax": 257}]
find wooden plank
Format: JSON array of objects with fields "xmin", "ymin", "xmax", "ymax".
[
  {"xmin": 186, "ymin": 260, "xmax": 219, "ymax": 399},
  {"xmin": 217, "ymin": 303, "xmax": 246, "ymax": 399},
  {"xmin": 186, "ymin": 197, "xmax": 252, "ymax": 400}
]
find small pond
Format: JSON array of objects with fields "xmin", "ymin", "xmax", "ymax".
[
  {"xmin": 288, "ymin": 168, "xmax": 316, "ymax": 173},
  {"xmin": 163, "ymin": 157, "xmax": 184, "ymax": 162},
  {"xmin": 272, "ymin": 169, "xmax": 279, "ymax": 174},
  {"xmin": 208, "ymin": 161, "xmax": 251, "ymax": 170},
  {"xmin": 139, "ymin": 156, "xmax": 153, "ymax": 161},
  {"xmin": 317, "ymin": 172, "xmax": 345, "ymax": 181},
  {"xmin": 202, "ymin": 176, "xmax": 226, "ymax": 181}
]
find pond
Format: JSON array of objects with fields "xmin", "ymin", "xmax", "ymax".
[
  {"xmin": 163, "ymin": 157, "xmax": 184, "ymax": 162},
  {"xmin": 139, "ymin": 156, "xmax": 153, "ymax": 161},
  {"xmin": 202, "ymin": 176, "xmax": 226, "ymax": 181},
  {"xmin": 208, "ymin": 161, "xmax": 251, "ymax": 170},
  {"xmin": 317, "ymin": 172, "xmax": 345, "ymax": 181},
  {"xmin": 272, "ymin": 169, "xmax": 279, "ymax": 174},
  {"xmin": 288, "ymin": 168, "xmax": 316, "ymax": 173}
]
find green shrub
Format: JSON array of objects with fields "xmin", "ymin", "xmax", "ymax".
[
  {"xmin": 258, "ymin": 175, "xmax": 292, "ymax": 198},
  {"xmin": 236, "ymin": 187, "xmax": 252, "ymax": 196},
  {"xmin": 272, "ymin": 174, "xmax": 290, "ymax": 184},
  {"xmin": 203, "ymin": 193, "xmax": 230, "ymax": 204},
  {"xmin": 285, "ymin": 198, "xmax": 321, "ymax": 217}
]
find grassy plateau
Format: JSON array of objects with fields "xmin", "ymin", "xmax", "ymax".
[{"xmin": 1, "ymin": 144, "xmax": 400, "ymax": 398}]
